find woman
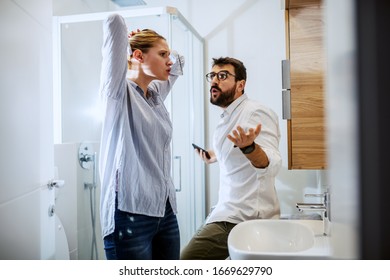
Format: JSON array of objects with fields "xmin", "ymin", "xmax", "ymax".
[{"xmin": 98, "ymin": 14, "xmax": 184, "ymax": 260}]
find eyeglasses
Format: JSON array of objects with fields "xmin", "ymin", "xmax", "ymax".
[{"xmin": 205, "ymin": 70, "xmax": 236, "ymax": 83}]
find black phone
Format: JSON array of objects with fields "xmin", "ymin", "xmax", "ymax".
[{"xmin": 192, "ymin": 143, "xmax": 211, "ymax": 159}]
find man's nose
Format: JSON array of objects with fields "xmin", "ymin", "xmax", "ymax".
[{"xmin": 211, "ymin": 78, "xmax": 219, "ymax": 86}]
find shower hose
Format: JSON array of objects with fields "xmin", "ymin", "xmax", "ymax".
[{"xmin": 84, "ymin": 152, "xmax": 98, "ymax": 260}]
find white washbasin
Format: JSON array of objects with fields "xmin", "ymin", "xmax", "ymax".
[{"xmin": 228, "ymin": 219, "xmax": 331, "ymax": 260}]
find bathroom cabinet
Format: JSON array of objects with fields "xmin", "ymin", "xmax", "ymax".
[{"xmin": 282, "ymin": 0, "xmax": 327, "ymax": 169}]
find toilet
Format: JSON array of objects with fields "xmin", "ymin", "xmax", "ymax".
[{"xmin": 55, "ymin": 214, "xmax": 70, "ymax": 260}]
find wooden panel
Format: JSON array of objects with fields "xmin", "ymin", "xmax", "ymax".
[
  {"xmin": 287, "ymin": 0, "xmax": 320, "ymax": 9},
  {"xmin": 287, "ymin": 0, "xmax": 327, "ymax": 169}
]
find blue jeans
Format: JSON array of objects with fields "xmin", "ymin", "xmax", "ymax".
[{"xmin": 104, "ymin": 197, "xmax": 180, "ymax": 260}]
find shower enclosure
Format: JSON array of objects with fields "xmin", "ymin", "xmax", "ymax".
[{"xmin": 53, "ymin": 6, "xmax": 206, "ymax": 259}]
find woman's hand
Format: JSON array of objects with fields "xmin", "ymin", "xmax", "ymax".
[{"xmin": 128, "ymin": 28, "xmax": 141, "ymax": 38}]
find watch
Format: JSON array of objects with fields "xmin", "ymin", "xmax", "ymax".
[{"xmin": 240, "ymin": 142, "xmax": 256, "ymax": 154}]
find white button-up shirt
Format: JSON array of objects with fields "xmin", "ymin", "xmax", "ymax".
[{"xmin": 206, "ymin": 94, "xmax": 282, "ymax": 224}]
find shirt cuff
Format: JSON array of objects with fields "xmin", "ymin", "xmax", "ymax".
[{"xmin": 169, "ymin": 50, "xmax": 184, "ymax": 76}]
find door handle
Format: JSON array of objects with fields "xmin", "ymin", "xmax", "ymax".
[
  {"xmin": 282, "ymin": 90, "xmax": 291, "ymax": 120},
  {"xmin": 174, "ymin": 156, "xmax": 182, "ymax": 192},
  {"xmin": 281, "ymin": 59, "xmax": 290, "ymax": 89},
  {"xmin": 47, "ymin": 179, "xmax": 65, "ymax": 190}
]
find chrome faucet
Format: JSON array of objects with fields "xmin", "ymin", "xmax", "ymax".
[{"xmin": 296, "ymin": 191, "xmax": 330, "ymax": 236}]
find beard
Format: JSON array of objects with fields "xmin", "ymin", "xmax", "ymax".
[{"xmin": 210, "ymin": 84, "xmax": 237, "ymax": 107}]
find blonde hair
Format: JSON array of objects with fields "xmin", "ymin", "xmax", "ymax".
[{"xmin": 127, "ymin": 29, "xmax": 166, "ymax": 69}]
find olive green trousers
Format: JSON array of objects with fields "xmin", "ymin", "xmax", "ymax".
[{"xmin": 180, "ymin": 221, "xmax": 237, "ymax": 260}]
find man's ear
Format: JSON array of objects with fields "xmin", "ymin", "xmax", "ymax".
[
  {"xmin": 132, "ymin": 49, "xmax": 143, "ymax": 62},
  {"xmin": 238, "ymin": 80, "xmax": 246, "ymax": 93}
]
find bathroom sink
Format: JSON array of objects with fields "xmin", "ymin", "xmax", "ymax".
[{"xmin": 228, "ymin": 219, "xmax": 331, "ymax": 260}]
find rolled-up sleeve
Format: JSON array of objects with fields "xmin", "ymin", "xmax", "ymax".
[
  {"xmin": 149, "ymin": 50, "xmax": 185, "ymax": 101},
  {"xmin": 251, "ymin": 109, "xmax": 282, "ymax": 177}
]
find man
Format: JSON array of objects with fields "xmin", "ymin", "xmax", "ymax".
[{"xmin": 181, "ymin": 57, "xmax": 282, "ymax": 260}]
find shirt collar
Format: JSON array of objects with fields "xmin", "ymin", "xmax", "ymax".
[
  {"xmin": 129, "ymin": 80, "xmax": 145, "ymax": 96},
  {"xmin": 128, "ymin": 80, "xmax": 159, "ymax": 105},
  {"xmin": 220, "ymin": 94, "xmax": 247, "ymax": 118}
]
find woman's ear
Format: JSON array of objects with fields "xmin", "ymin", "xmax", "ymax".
[{"xmin": 132, "ymin": 49, "xmax": 143, "ymax": 62}]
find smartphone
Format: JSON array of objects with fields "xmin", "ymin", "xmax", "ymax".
[{"xmin": 192, "ymin": 143, "xmax": 211, "ymax": 159}]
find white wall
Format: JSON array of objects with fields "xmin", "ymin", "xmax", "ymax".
[{"xmin": 0, "ymin": 0, "xmax": 55, "ymax": 259}]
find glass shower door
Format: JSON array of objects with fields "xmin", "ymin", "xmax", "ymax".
[{"xmin": 169, "ymin": 13, "xmax": 206, "ymax": 248}]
